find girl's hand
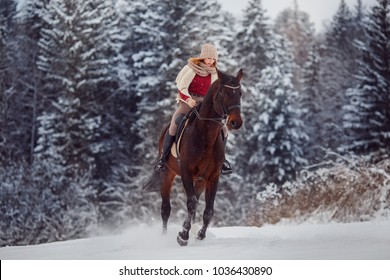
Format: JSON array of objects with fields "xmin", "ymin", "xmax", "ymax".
[{"xmin": 186, "ymin": 97, "xmax": 197, "ymax": 108}]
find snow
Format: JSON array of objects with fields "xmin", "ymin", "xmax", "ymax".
[
  {"xmin": 2, "ymin": 221, "xmax": 389, "ymax": 279},
  {"xmin": 1, "ymin": 220, "xmax": 389, "ymax": 260}
]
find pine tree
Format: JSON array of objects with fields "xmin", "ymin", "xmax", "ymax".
[
  {"xmin": 273, "ymin": 0, "xmax": 315, "ymax": 91},
  {"xmin": 343, "ymin": 0, "xmax": 390, "ymax": 155},
  {"xmin": 318, "ymin": 0, "xmax": 363, "ymax": 152},
  {"xmin": 249, "ymin": 36, "xmax": 308, "ymax": 187},
  {"xmin": 300, "ymin": 42, "xmax": 324, "ymax": 163},
  {"xmin": 35, "ymin": 0, "xmax": 132, "ymax": 227},
  {"xmin": 0, "ymin": 0, "xmax": 18, "ymax": 164},
  {"xmin": 234, "ymin": 0, "xmax": 272, "ymax": 86},
  {"xmin": 119, "ymin": 0, "xmax": 169, "ymax": 173},
  {"xmin": 33, "ymin": 98, "xmax": 98, "ymax": 241},
  {"xmin": 233, "ymin": 0, "xmax": 274, "ymax": 183}
]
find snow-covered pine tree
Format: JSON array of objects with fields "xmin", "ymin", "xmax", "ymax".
[
  {"xmin": 234, "ymin": 0, "xmax": 271, "ymax": 87},
  {"xmin": 0, "ymin": 164, "xmax": 43, "ymax": 246},
  {"xmin": 35, "ymin": 0, "xmax": 128, "ymax": 227},
  {"xmin": 318, "ymin": 0, "xmax": 362, "ymax": 152},
  {"xmin": 343, "ymin": 0, "xmax": 390, "ymax": 155},
  {"xmin": 119, "ymin": 0, "xmax": 169, "ymax": 177},
  {"xmin": 117, "ymin": 0, "xmax": 175, "ymax": 222},
  {"xmin": 0, "ymin": 0, "xmax": 18, "ymax": 163},
  {"xmin": 351, "ymin": 0, "xmax": 367, "ymax": 55},
  {"xmin": 33, "ymin": 98, "xmax": 98, "ymax": 242},
  {"xmin": 249, "ymin": 35, "xmax": 308, "ymax": 187},
  {"xmin": 221, "ymin": 0, "xmax": 276, "ymax": 222},
  {"xmin": 273, "ymin": 0, "xmax": 316, "ymax": 91},
  {"xmin": 300, "ymin": 42, "xmax": 324, "ymax": 163},
  {"xmin": 82, "ymin": 0, "xmax": 139, "ymax": 227},
  {"xmin": 233, "ymin": 0, "xmax": 273, "ymax": 185},
  {"xmin": 36, "ymin": 0, "xmax": 104, "ymax": 171},
  {"xmin": 2, "ymin": 0, "xmax": 53, "ymax": 165}
]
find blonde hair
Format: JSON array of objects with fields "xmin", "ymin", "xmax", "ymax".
[{"xmin": 189, "ymin": 57, "xmax": 217, "ymax": 67}]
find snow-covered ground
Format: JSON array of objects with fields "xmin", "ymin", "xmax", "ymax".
[
  {"xmin": 1, "ymin": 220, "xmax": 390, "ymax": 260},
  {"xmin": 2, "ymin": 221, "xmax": 389, "ymax": 280}
]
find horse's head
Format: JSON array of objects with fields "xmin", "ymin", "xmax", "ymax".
[{"xmin": 214, "ymin": 69, "xmax": 244, "ymax": 130}]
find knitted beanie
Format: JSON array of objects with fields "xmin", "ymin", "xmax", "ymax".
[{"xmin": 198, "ymin": 43, "xmax": 218, "ymax": 61}]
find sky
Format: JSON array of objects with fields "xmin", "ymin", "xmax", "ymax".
[
  {"xmin": 1, "ymin": 221, "xmax": 390, "ymax": 279},
  {"xmin": 218, "ymin": 0, "xmax": 377, "ymax": 32}
]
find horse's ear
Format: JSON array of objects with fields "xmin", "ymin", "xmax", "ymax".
[
  {"xmin": 236, "ymin": 69, "xmax": 244, "ymax": 82},
  {"xmin": 217, "ymin": 68, "xmax": 228, "ymax": 83}
]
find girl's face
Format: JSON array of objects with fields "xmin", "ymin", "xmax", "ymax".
[{"xmin": 204, "ymin": 58, "xmax": 215, "ymax": 67}]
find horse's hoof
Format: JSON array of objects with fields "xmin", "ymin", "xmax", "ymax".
[
  {"xmin": 177, "ymin": 235, "xmax": 188, "ymax": 246},
  {"xmin": 197, "ymin": 233, "xmax": 206, "ymax": 240}
]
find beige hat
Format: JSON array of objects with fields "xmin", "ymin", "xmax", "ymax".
[{"xmin": 198, "ymin": 43, "xmax": 218, "ymax": 60}]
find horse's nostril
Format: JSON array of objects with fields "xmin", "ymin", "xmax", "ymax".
[{"xmin": 229, "ymin": 119, "xmax": 242, "ymax": 130}]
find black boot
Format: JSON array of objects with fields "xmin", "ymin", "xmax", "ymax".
[
  {"xmin": 154, "ymin": 133, "xmax": 175, "ymax": 172},
  {"xmin": 221, "ymin": 135, "xmax": 233, "ymax": 175}
]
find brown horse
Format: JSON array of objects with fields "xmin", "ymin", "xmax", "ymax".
[{"xmin": 144, "ymin": 69, "xmax": 244, "ymax": 246}]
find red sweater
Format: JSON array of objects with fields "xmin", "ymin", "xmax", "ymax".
[{"xmin": 179, "ymin": 74, "xmax": 211, "ymax": 101}]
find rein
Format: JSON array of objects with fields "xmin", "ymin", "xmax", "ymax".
[
  {"xmin": 192, "ymin": 108, "xmax": 226, "ymax": 125},
  {"xmin": 192, "ymin": 84, "xmax": 241, "ymax": 125}
]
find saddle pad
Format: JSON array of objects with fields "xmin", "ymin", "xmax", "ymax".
[{"xmin": 170, "ymin": 118, "xmax": 190, "ymax": 158}]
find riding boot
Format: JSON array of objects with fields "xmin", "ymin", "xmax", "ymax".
[
  {"xmin": 154, "ymin": 133, "xmax": 175, "ymax": 172},
  {"xmin": 221, "ymin": 136, "xmax": 233, "ymax": 175}
]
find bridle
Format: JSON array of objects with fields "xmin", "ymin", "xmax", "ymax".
[
  {"xmin": 220, "ymin": 84, "xmax": 241, "ymax": 119},
  {"xmin": 192, "ymin": 84, "xmax": 241, "ymax": 125}
]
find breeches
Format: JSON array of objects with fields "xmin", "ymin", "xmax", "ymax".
[{"xmin": 168, "ymin": 101, "xmax": 192, "ymax": 136}]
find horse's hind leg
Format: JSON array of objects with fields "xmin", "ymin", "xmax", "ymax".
[
  {"xmin": 161, "ymin": 171, "xmax": 175, "ymax": 234},
  {"xmin": 197, "ymin": 179, "xmax": 219, "ymax": 240}
]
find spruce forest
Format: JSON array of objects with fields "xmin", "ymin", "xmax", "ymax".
[{"xmin": 1, "ymin": 0, "xmax": 389, "ymax": 247}]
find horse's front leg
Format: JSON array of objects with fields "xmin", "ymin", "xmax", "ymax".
[
  {"xmin": 197, "ymin": 177, "xmax": 219, "ymax": 241},
  {"xmin": 177, "ymin": 171, "xmax": 197, "ymax": 246}
]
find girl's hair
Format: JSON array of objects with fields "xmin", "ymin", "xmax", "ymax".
[{"xmin": 189, "ymin": 57, "xmax": 217, "ymax": 67}]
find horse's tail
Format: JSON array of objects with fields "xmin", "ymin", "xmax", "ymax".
[{"xmin": 142, "ymin": 170, "xmax": 161, "ymax": 193}]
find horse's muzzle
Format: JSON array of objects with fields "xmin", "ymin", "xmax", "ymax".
[{"xmin": 227, "ymin": 113, "xmax": 243, "ymax": 130}]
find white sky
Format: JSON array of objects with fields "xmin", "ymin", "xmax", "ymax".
[{"xmin": 218, "ymin": 0, "xmax": 377, "ymax": 32}]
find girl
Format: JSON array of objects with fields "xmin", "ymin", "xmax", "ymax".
[{"xmin": 154, "ymin": 43, "xmax": 232, "ymax": 175}]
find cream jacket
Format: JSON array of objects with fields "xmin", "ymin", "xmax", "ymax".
[{"xmin": 175, "ymin": 65, "xmax": 218, "ymax": 102}]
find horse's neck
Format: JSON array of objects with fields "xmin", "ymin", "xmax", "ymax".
[{"xmin": 196, "ymin": 95, "xmax": 222, "ymax": 144}]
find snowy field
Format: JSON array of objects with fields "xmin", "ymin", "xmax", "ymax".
[
  {"xmin": 1, "ymin": 220, "xmax": 390, "ymax": 260},
  {"xmin": 2, "ymin": 221, "xmax": 390, "ymax": 280}
]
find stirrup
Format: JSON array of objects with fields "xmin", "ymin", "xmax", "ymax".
[
  {"xmin": 154, "ymin": 159, "xmax": 166, "ymax": 172},
  {"xmin": 221, "ymin": 161, "xmax": 232, "ymax": 175}
]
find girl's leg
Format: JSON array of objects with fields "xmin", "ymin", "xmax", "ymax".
[{"xmin": 155, "ymin": 102, "xmax": 191, "ymax": 172}]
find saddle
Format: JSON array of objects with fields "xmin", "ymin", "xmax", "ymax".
[{"xmin": 170, "ymin": 109, "xmax": 197, "ymax": 158}]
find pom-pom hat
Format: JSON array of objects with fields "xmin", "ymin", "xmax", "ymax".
[{"xmin": 198, "ymin": 43, "xmax": 218, "ymax": 61}]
